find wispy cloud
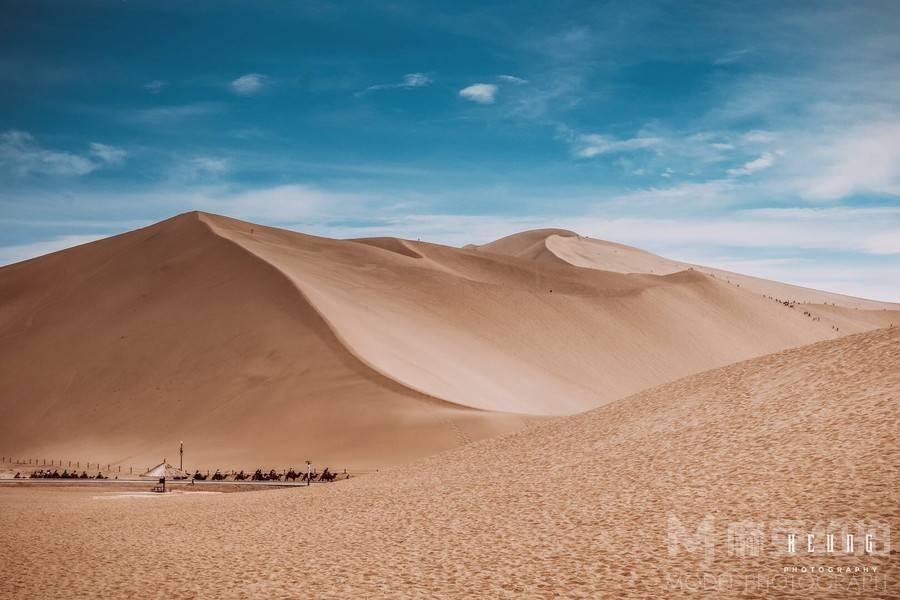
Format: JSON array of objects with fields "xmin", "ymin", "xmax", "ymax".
[
  {"xmin": 170, "ymin": 156, "xmax": 230, "ymax": 182},
  {"xmin": 126, "ymin": 102, "xmax": 224, "ymax": 125},
  {"xmin": 727, "ymin": 151, "xmax": 780, "ymax": 177},
  {"xmin": 361, "ymin": 73, "xmax": 432, "ymax": 94},
  {"xmin": 230, "ymin": 73, "xmax": 268, "ymax": 95},
  {"xmin": 0, "ymin": 131, "xmax": 125, "ymax": 177},
  {"xmin": 459, "ymin": 83, "xmax": 498, "ymax": 104},
  {"xmin": 210, "ymin": 183, "xmax": 361, "ymax": 222},
  {"xmin": 713, "ymin": 48, "xmax": 752, "ymax": 66},
  {"xmin": 89, "ymin": 143, "xmax": 127, "ymax": 166},
  {"xmin": 143, "ymin": 80, "xmax": 167, "ymax": 93},
  {"xmin": 498, "ymin": 74, "xmax": 528, "ymax": 85},
  {"xmin": 789, "ymin": 120, "xmax": 900, "ymax": 201},
  {"xmin": 609, "ymin": 180, "xmax": 735, "ymax": 206},
  {"xmin": 574, "ymin": 133, "xmax": 663, "ymax": 158}
]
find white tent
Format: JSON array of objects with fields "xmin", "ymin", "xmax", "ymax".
[{"xmin": 141, "ymin": 461, "xmax": 189, "ymax": 480}]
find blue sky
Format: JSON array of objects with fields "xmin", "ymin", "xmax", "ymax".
[{"xmin": 1, "ymin": 1, "xmax": 899, "ymax": 300}]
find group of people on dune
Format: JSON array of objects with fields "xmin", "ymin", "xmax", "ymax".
[
  {"xmin": 190, "ymin": 467, "xmax": 344, "ymax": 482},
  {"xmin": 20, "ymin": 469, "xmax": 108, "ymax": 480}
]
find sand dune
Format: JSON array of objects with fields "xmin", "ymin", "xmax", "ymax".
[
  {"xmin": 1, "ymin": 213, "xmax": 897, "ymax": 470},
  {"xmin": 2, "ymin": 328, "xmax": 896, "ymax": 599},
  {"xmin": 478, "ymin": 230, "xmax": 898, "ymax": 310}
]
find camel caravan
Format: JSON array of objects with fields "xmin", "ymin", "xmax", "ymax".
[
  {"xmin": 198, "ymin": 467, "xmax": 346, "ymax": 483},
  {"xmin": 11, "ymin": 460, "xmax": 350, "ymax": 491},
  {"xmin": 136, "ymin": 461, "xmax": 349, "ymax": 492}
]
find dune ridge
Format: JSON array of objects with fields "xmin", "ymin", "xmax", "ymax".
[
  {"xmin": 477, "ymin": 230, "xmax": 899, "ymax": 311},
  {"xmin": 1, "ymin": 212, "xmax": 897, "ymax": 469}
]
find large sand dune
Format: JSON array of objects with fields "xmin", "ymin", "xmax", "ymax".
[
  {"xmin": 0, "ymin": 212, "xmax": 896, "ymax": 469},
  {"xmin": 2, "ymin": 327, "xmax": 896, "ymax": 598}
]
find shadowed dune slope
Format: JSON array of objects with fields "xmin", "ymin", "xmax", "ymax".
[
  {"xmin": 1, "ymin": 212, "xmax": 897, "ymax": 468},
  {"xmin": 0, "ymin": 213, "xmax": 531, "ymax": 469},
  {"xmin": 2, "ymin": 328, "xmax": 896, "ymax": 598}
]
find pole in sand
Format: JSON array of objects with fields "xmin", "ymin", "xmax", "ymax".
[{"xmin": 180, "ymin": 441, "xmax": 184, "ymax": 470}]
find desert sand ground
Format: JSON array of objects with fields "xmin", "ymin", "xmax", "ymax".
[
  {"xmin": 1, "ymin": 212, "xmax": 897, "ymax": 469},
  {"xmin": 1, "ymin": 328, "xmax": 896, "ymax": 599}
]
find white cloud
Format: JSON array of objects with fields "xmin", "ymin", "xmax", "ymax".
[
  {"xmin": 575, "ymin": 134, "xmax": 663, "ymax": 158},
  {"xmin": 174, "ymin": 156, "xmax": 229, "ymax": 182},
  {"xmin": 400, "ymin": 73, "xmax": 430, "ymax": 88},
  {"xmin": 792, "ymin": 121, "xmax": 900, "ymax": 201},
  {"xmin": 727, "ymin": 151, "xmax": 779, "ymax": 176},
  {"xmin": 199, "ymin": 184, "xmax": 362, "ymax": 223},
  {"xmin": 89, "ymin": 143, "xmax": 127, "ymax": 166},
  {"xmin": 143, "ymin": 80, "xmax": 167, "ymax": 93},
  {"xmin": 459, "ymin": 83, "xmax": 498, "ymax": 104},
  {"xmin": 0, "ymin": 131, "xmax": 124, "ymax": 177},
  {"xmin": 498, "ymin": 75, "xmax": 528, "ymax": 85},
  {"xmin": 363, "ymin": 73, "xmax": 432, "ymax": 93},
  {"xmin": 230, "ymin": 73, "xmax": 268, "ymax": 95}
]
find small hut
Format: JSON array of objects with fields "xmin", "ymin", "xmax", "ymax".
[{"xmin": 141, "ymin": 461, "xmax": 190, "ymax": 492}]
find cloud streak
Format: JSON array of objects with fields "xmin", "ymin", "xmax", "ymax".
[
  {"xmin": 0, "ymin": 131, "xmax": 126, "ymax": 177},
  {"xmin": 362, "ymin": 73, "xmax": 432, "ymax": 94},
  {"xmin": 575, "ymin": 134, "xmax": 663, "ymax": 158},
  {"xmin": 143, "ymin": 80, "xmax": 167, "ymax": 93}
]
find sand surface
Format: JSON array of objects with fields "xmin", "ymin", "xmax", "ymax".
[
  {"xmin": 1, "ymin": 212, "xmax": 897, "ymax": 469},
  {"xmin": 1, "ymin": 328, "xmax": 896, "ymax": 599}
]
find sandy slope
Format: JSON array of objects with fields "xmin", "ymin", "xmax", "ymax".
[
  {"xmin": 2, "ymin": 328, "xmax": 896, "ymax": 599},
  {"xmin": 478, "ymin": 230, "xmax": 899, "ymax": 311},
  {"xmin": 0, "ymin": 213, "xmax": 530, "ymax": 470},
  {"xmin": 0, "ymin": 213, "xmax": 897, "ymax": 469}
]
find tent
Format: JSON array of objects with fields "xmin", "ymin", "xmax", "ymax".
[{"xmin": 141, "ymin": 462, "xmax": 190, "ymax": 491}]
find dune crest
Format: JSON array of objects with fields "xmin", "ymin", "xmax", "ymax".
[{"xmin": 477, "ymin": 229, "xmax": 899, "ymax": 311}]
